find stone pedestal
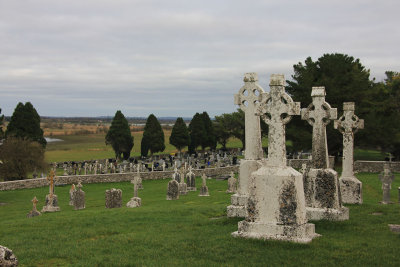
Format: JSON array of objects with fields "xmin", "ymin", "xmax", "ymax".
[
  {"xmin": 126, "ymin": 197, "xmax": 141, "ymax": 208},
  {"xmin": 233, "ymin": 166, "xmax": 319, "ymax": 243},
  {"xmin": 199, "ymin": 186, "xmax": 209, "ymax": 196},
  {"xmin": 304, "ymin": 168, "xmax": 349, "ymax": 221},
  {"xmin": 41, "ymin": 194, "xmax": 60, "ymax": 213},
  {"xmin": 27, "ymin": 209, "xmax": 41, "ymax": 218},
  {"xmin": 340, "ymin": 176, "xmax": 362, "ymax": 204},
  {"xmin": 105, "ymin": 188, "xmax": 122, "ymax": 208},
  {"xmin": 226, "ymin": 175, "xmax": 237, "ymax": 193},
  {"xmin": 167, "ymin": 180, "xmax": 179, "ymax": 200}
]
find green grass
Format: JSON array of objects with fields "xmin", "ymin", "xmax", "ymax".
[{"xmin": 0, "ymin": 173, "xmax": 399, "ymax": 266}]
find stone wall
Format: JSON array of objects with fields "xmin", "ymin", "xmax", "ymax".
[
  {"xmin": 287, "ymin": 156, "xmax": 335, "ymax": 169},
  {"xmin": 0, "ymin": 166, "xmax": 239, "ymax": 191},
  {"xmin": 354, "ymin": 161, "xmax": 400, "ymax": 173}
]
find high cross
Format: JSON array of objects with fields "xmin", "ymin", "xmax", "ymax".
[
  {"xmin": 257, "ymin": 74, "xmax": 300, "ymax": 167},
  {"xmin": 301, "ymin": 87, "xmax": 337, "ymax": 169}
]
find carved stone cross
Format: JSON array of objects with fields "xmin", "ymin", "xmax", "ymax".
[
  {"xmin": 234, "ymin": 72, "xmax": 265, "ymax": 160},
  {"xmin": 47, "ymin": 170, "xmax": 56, "ymax": 196},
  {"xmin": 133, "ymin": 177, "xmax": 138, "ymax": 198},
  {"xmin": 301, "ymin": 87, "xmax": 337, "ymax": 169},
  {"xmin": 257, "ymin": 74, "xmax": 300, "ymax": 167},
  {"xmin": 334, "ymin": 102, "xmax": 364, "ymax": 178},
  {"xmin": 32, "ymin": 196, "xmax": 38, "ymax": 212}
]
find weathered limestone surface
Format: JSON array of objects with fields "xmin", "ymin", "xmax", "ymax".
[
  {"xmin": 27, "ymin": 196, "xmax": 41, "ymax": 218},
  {"xmin": 354, "ymin": 161, "xmax": 400, "ymax": 173},
  {"xmin": 335, "ymin": 102, "xmax": 364, "ymax": 204},
  {"xmin": 226, "ymin": 172, "xmax": 237, "ymax": 193},
  {"xmin": 0, "ymin": 245, "xmax": 18, "ymax": 267},
  {"xmin": 379, "ymin": 164, "xmax": 395, "ymax": 204},
  {"xmin": 127, "ymin": 178, "xmax": 142, "ymax": 208},
  {"xmin": 73, "ymin": 182, "xmax": 85, "ymax": 210},
  {"xmin": 166, "ymin": 179, "xmax": 179, "ymax": 200},
  {"xmin": 233, "ymin": 74, "xmax": 318, "ymax": 243},
  {"xmin": 105, "ymin": 188, "xmax": 122, "ymax": 208},
  {"xmin": 228, "ymin": 73, "xmax": 264, "ymax": 217},
  {"xmin": 69, "ymin": 184, "xmax": 76, "ymax": 206},
  {"xmin": 186, "ymin": 167, "xmax": 196, "ymax": 191},
  {"xmin": 199, "ymin": 174, "xmax": 209, "ymax": 196}
]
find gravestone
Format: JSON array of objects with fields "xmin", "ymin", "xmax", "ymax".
[
  {"xmin": 41, "ymin": 170, "xmax": 61, "ymax": 213},
  {"xmin": 167, "ymin": 178, "xmax": 180, "ymax": 200},
  {"xmin": 105, "ymin": 188, "xmax": 122, "ymax": 208},
  {"xmin": 127, "ymin": 177, "xmax": 142, "ymax": 208},
  {"xmin": 379, "ymin": 163, "xmax": 395, "ymax": 204},
  {"xmin": 334, "ymin": 102, "xmax": 364, "ymax": 204},
  {"xmin": 134, "ymin": 169, "xmax": 143, "ymax": 189},
  {"xmin": 0, "ymin": 245, "xmax": 18, "ymax": 267},
  {"xmin": 69, "ymin": 184, "xmax": 76, "ymax": 206},
  {"xmin": 227, "ymin": 73, "xmax": 264, "ymax": 217},
  {"xmin": 178, "ymin": 168, "xmax": 188, "ymax": 195},
  {"xmin": 226, "ymin": 172, "xmax": 237, "ymax": 193},
  {"xmin": 172, "ymin": 167, "xmax": 181, "ymax": 183},
  {"xmin": 199, "ymin": 174, "xmax": 209, "ymax": 196},
  {"xmin": 232, "ymin": 74, "xmax": 318, "ymax": 243},
  {"xmin": 73, "ymin": 182, "xmax": 85, "ymax": 210},
  {"xmin": 27, "ymin": 196, "xmax": 41, "ymax": 218},
  {"xmin": 301, "ymin": 87, "xmax": 348, "ymax": 221},
  {"xmin": 186, "ymin": 166, "xmax": 196, "ymax": 191}
]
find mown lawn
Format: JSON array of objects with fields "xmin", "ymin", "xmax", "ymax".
[{"xmin": 0, "ymin": 173, "xmax": 399, "ymax": 266}]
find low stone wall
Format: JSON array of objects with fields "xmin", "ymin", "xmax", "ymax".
[
  {"xmin": 287, "ymin": 156, "xmax": 335, "ymax": 169},
  {"xmin": 354, "ymin": 161, "xmax": 400, "ymax": 173},
  {"xmin": 0, "ymin": 166, "xmax": 239, "ymax": 191}
]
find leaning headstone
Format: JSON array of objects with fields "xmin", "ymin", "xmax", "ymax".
[
  {"xmin": 41, "ymin": 170, "xmax": 61, "ymax": 213},
  {"xmin": 199, "ymin": 174, "xmax": 209, "ymax": 196},
  {"xmin": 73, "ymin": 182, "xmax": 85, "ymax": 210},
  {"xmin": 167, "ymin": 178, "xmax": 180, "ymax": 200},
  {"xmin": 0, "ymin": 245, "xmax": 18, "ymax": 267},
  {"xmin": 301, "ymin": 87, "xmax": 348, "ymax": 221},
  {"xmin": 227, "ymin": 73, "xmax": 264, "ymax": 217},
  {"xmin": 226, "ymin": 172, "xmax": 237, "ymax": 193},
  {"xmin": 27, "ymin": 196, "xmax": 41, "ymax": 218},
  {"xmin": 105, "ymin": 188, "xmax": 122, "ymax": 208},
  {"xmin": 334, "ymin": 102, "xmax": 364, "ymax": 204},
  {"xmin": 232, "ymin": 74, "xmax": 318, "ymax": 243},
  {"xmin": 186, "ymin": 166, "xmax": 196, "ymax": 191},
  {"xmin": 69, "ymin": 184, "xmax": 76, "ymax": 206},
  {"xmin": 379, "ymin": 163, "xmax": 395, "ymax": 204},
  {"xmin": 127, "ymin": 178, "xmax": 142, "ymax": 208}
]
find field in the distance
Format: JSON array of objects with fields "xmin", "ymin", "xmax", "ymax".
[{"xmin": 0, "ymin": 173, "xmax": 399, "ymax": 266}]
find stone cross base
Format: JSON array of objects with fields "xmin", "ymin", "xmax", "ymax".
[
  {"xmin": 41, "ymin": 194, "xmax": 60, "ymax": 213},
  {"xmin": 306, "ymin": 207, "xmax": 349, "ymax": 221},
  {"xmin": 187, "ymin": 187, "xmax": 197, "ymax": 192},
  {"xmin": 126, "ymin": 197, "xmax": 142, "ymax": 208},
  {"xmin": 227, "ymin": 194, "xmax": 247, "ymax": 217},
  {"xmin": 178, "ymin": 183, "xmax": 187, "ymax": 195},
  {"xmin": 27, "ymin": 210, "xmax": 41, "ymax": 218},
  {"xmin": 232, "ymin": 221, "xmax": 319, "ymax": 243},
  {"xmin": 199, "ymin": 186, "xmax": 209, "ymax": 196},
  {"xmin": 340, "ymin": 176, "xmax": 363, "ymax": 204}
]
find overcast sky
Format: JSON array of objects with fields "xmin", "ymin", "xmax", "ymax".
[{"xmin": 0, "ymin": 0, "xmax": 399, "ymax": 118}]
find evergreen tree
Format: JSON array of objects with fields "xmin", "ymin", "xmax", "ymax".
[
  {"xmin": 188, "ymin": 112, "xmax": 206, "ymax": 153},
  {"xmin": 0, "ymin": 108, "xmax": 4, "ymax": 139},
  {"xmin": 214, "ymin": 113, "xmax": 232, "ymax": 150},
  {"xmin": 105, "ymin": 110, "xmax": 134, "ymax": 160},
  {"xmin": 141, "ymin": 114, "xmax": 165, "ymax": 157},
  {"xmin": 6, "ymin": 102, "xmax": 46, "ymax": 147},
  {"xmin": 169, "ymin": 117, "xmax": 190, "ymax": 154},
  {"xmin": 200, "ymin": 111, "xmax": 217, "ymax": 150}
]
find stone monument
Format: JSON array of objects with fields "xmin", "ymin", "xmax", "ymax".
[
  {"xmin": 27, "ymin": 196, "xmax": 41, "ymax": 218},
  {"xmin": 0, "ymin": 245, "xmax": 18, "ymax": 267},
  {"xmin": 232, "ymin": 74, "xmax": 318, "ymax": 243},
  {"xmin": 167, "ymin": 177, "xmax": 180, "ymax": 200},
  {"xmin": 105, "ymin": 188, "xmax": 122, "ymax": 208},
  {"xmin": 186, "ymin": 166, "xmax": 196, "ymax": 191},
  {"xmin": 226, "ymin": 172, "xmax": 237, "ymax": 193},
  {"xmin": 379, "ymin": 163, "xmax": 395, "ymax": 204},
  {"xmin": 127, "ymin": 177, "xmax": 142, "ymax": 208},
  {"xmin": 199, "ymin": 173, "xmax": 210, "ymax": 196},
  {"xmin": 41, "ymin": 170, "xmax": 61, "ymax": 213},
  {"xmin": 227, "ymin": 73, "xmax": 264, "ymax": 217},
  {"xmin": 73, "ymin": 181, "xmax": 85, "ymax": 210},
  {"xmin": 301, "ymin": 87, "xmax": 348, "ymax": 221},
  {"xmin": 69, "ymin": 184, "xmax": 76, "ymax": 206},
  {"xmin": 172, "ymin": 167, "xmax": 181, "ymax": 183},
  {"xmin": 334, "ymin": 102, "xmax": 364, "ymax": 204},
  {"xmin": 178, "ymin": 167, "xmax": 188, "ymax": 195}
]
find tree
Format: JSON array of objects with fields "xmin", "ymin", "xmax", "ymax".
[
  {"xmin": 6, "ymin": 102, "xmax": 47, "ymax": 147},
  {"xmin": 188, "ymin": 113, "xmax": 206, "ymax": 153},
  {"xmin": 200, "ymin": 111, "xmax": 217, "ymax": 150},
  {"xmin": 105, "ymin": 110, "xmax": 134, "ymax": 160},
  {"xmin": 214, "ymin": 113, "xmax": 233, "ymax": 150},
  {"xmin": 286, "ymin": 53, "xmax": 376, "ymax": 156},
  {"xmin": 0, "ymin": 137, "xmax": 48, "ymax": 180},
  {"xmin": 169, "ymin": 117, "xmax": 190, "ymax": 154},
  {"xmin": 141, "ymin": 114, "xmax": 165, "ymax": 157},
  {"xmin": 0, "ymin": 108, "xmax": 4, "ymax": 139}
]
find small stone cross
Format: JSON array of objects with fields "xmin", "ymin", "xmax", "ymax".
[
  {"xmin": 257, "ymin": 74, "xmax": 300, "ymax": 166},
  {"xmin": 133, "ymin": 177, "xmax": 138, "ymax": 198},
  {"xmin": 379, "ymin": 163, "xmax": 395, "ymax": 204},
  {"xmin": 47, "ymin": 169, "xmax": 56, "ymax": 196},
  {"xmin": 32, "ymin": 196, "xmax": 38, "ymax": 212},
  {"xmin": 301, "ymin": 87, "xmax": 337, "ymax": 169},
  {"xmin": 334, "ymin": 102, "xmax": 364, "ymax": 178},
  {"xmin": 234, "ymin": 72, "xmax": 265, "ymax": 160}
]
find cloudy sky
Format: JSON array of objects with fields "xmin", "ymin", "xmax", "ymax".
[{"xmin": 0, "ymin": 0, "xmax": 399, "ymax": 118}]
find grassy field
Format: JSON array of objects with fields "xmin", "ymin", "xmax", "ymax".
[{"xmin": 0, "ymin": 173, "xmax": 399, "ymax": 266}]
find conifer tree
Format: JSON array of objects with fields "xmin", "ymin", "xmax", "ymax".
[
  {"xmin": 141, "ymin": 114, "xmax": 165, "ymax": 157},
  {"xmin": 105, "ymin": 110, "xmax": 134, "ymax": 160},
  {"xmin": 201, "ymin": 111, "xmax": 217, "ymax": 150},
  {"xmin": 0, "ymin": 108, "xmax": 4, "ymax": 139},
  {"xmin": 188, "ymin": 112, "xmax": 206, "ymax": 153},
  {"xmin": 169, "ymin": 117, "xmax": 190, "ymax": 154}
]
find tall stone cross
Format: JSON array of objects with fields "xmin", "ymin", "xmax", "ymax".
[
  {"xmin": 301, "ymin": 87, "xmax": 337, "ymax": 169},
  {"xmin": 257, "ymin": 74, "xmax": 300, "ymax": 167},
  {"xmin": 334, "ymin": 102, "xmax": 364, "ymax": 178},
  {"xmin": 47, "ymin": 169, "xmax": 56, "ymax": 196},
  {"xmin": 32, "ymin": 196, "xmax": 39, "ymax": 212},
  {"xmin": 234, "ymin": 72, "xmax": 265, "ymax": 160}
]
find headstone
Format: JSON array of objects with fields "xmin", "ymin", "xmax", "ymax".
[
  {"xmin": 127, "ymin": 177, "xmax": 142, "ymax": 208},
  {"xmin": 69, "ymin": 184, "xmax": 76, "ymax": 206},
  {"xmin": 379, "ymin": 163, "xmax": 395, "ymax": 204},
  {"xmin": 186, "ymin": 166, "xmax": 196, "ymax": 191},
  {"xmin": 0, "ymin": 245, "xmax": 18, "ymax": 267},
  {"xmin": 334, "ymin": 102, "xmax": 364, "ymax": 204},
  {"xmin": 178, "ymin": 168, "xmax": 188, "ymax": 195},
  {"xmin": 73, "ymin": 182, "xmax": 85, "ymax": 210},
  {"xmin": 41, "ymin": 170, "xmax": 60, "ymax": 213},
  {"xmin": 227, "ymin": 73, "xmax": 264, "ymax": 218},
  {"xmin": 105, "ymin": 188, "xmax": 122, "ymax": 208},
  {"xmin": 63, "ymin": 165, "xmax": 68, "ymax": 176},
  {"xmin": 226, "ymin": 172, "xmax": 237, "ymax": 193},
  {"xmin": 301, "ymin": 87, "xmax": 348, "ymax": 221},
  {"xmin": 172, "ymin": 167, "xmax": 181, "ymax": 183},
  {"xmin": 232, "ymin": 74, "xmax": 318, "ymax": 243},
  {"xmin": 198, "ymin": 173, "xmax": 210, "ymax": 196},
  {"xmin": 27, "ymin": 196, "xmax": 41, "ymax": 218},
  {"xmin": 166, "ymin": 178, "xmax": 180, "ymax": 200}
]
